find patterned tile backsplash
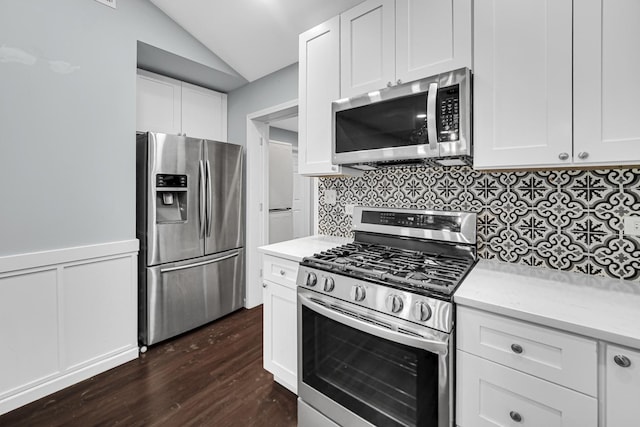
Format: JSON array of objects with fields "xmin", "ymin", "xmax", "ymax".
[{"xmin": 318, "ymin": 166, "xmax": 640, "ymax": 282}]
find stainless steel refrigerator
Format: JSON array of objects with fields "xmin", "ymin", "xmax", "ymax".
[{"xmin": 136, "ymin": 132, "xmax": 245, "ymax": 348}]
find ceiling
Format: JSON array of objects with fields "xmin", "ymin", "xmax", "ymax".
[{"xmin": 149, "ymin": 0, "xmax": 364, "ymax": 83}]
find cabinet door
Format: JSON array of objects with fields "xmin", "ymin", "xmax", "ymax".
[
  {"xmin": 299, "ymin": 17, "xmax": 346, "ymax": 176},
  {"xmin": 395, "ymin": 0, "xmax": 471, "ymax": 83},
  {"xmin": 456, "ymin": 350, "xmax": 597, "ymax": 427},
  {"xmin": 181, "ymin": 82, "xmax": 227, "ymax": 142},
  {"xmin": 340, "ymin": 0, "xmax": 395, "ymax": 98},
  {"xmin": 473, "ymin": 0, "xmax": 572, "ymax": 169},
  {"xmin": 262, "ymin": 280, "xmax": 297, "ymax": 394},
  {"xmin": 574, "ymin": 0, "xmax": 640, "ymax": 165},
  {"xmin": 605, "ymin": 344, "xmax": 640, "ymax": 427},
  {"xmin": 136, "ymin": 69, "xmax": 181, "ymax": 135}
]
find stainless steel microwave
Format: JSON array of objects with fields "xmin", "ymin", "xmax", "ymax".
[{"xmin": 332, "ymin": 68, "xmax": 472, "ymax": 169}]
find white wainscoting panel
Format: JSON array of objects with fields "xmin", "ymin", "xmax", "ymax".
[{"xmin": 0, "ymin": 240, "xmax": 139, "ymax": 416}]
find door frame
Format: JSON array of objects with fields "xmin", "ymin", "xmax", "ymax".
[{"xmin": 246, "ymin": 99, "xmax": 314, "ymax": 308}]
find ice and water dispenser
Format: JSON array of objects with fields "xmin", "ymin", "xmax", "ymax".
[{"xmin": 155, "ymin": 174, "xmax": 188, "ymax": 223}]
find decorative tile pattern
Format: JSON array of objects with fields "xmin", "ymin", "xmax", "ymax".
[{"xmin": 318, "ymin": 165, "xmax": 640, "ymax": 282}]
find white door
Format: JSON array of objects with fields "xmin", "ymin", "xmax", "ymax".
[
  {"xmin": 395, "ymin": 0, "xmax": 471, "ymax": 83},
  {"xmin": 136, "ymin": 69, "xmax": 181, "ymax": 135},
  {"xmin": 574, "ymin": 0, "xmax": 640, "ymax": 165},
  {"xmin": 605, "ymin": 344, "xmax": 640, "ymax": 427},
  {"xmin": 340, "ymin": 0, "xmax": 395, "ymax": 97},
  {"xmin": 473, "ymin": 0, "xmax": 573, "ymax": 169},
  {"xmin": 181, "ymin": 82, "xmax": 227, "ymax": 141},
  {"xmin": 262, "ymin": 280, "xmax": 297, "ymax": 393}
]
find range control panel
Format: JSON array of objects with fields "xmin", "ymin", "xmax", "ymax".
[
  {"xmin": 156, "ymin": 174, "xmax": 187, "ymax": 188},
  {"xmin": 362, "ymin": 210, "xmax": 462, "ymax": 232}
]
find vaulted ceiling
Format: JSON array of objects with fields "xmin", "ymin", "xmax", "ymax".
[{"xmin": 149, "ymin": 0, "xmax": 364, "ymax": 83}]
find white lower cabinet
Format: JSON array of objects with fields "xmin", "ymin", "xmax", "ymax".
[
  {"xmin": 262, "ymin": 255, "xmax": 299, "ymax": 394},
  {"xmin": 457, "ymin": 350, "xmax": 597, "ymax": 427},
  {"xmin": 456, "ymin": 306, "xmax": 598, "ymax": 427},
  {"xmin": 605, "ymin": 344, "xmax": 640, "ymax": 427}
]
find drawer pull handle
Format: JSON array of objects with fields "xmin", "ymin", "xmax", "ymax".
[
  {"xmin": 614, "ymin": 355, "xmax": 632, "ymax": 368},
  {"xmin": 280, "ymin": 269, "xmax": 286, "ymax": 276},
  {"xmin": 509, "ymin": 411, "xmax": 522, "ymax": 422},
  {"xmin": 511, "ymin": 344, "xmax": 523, "ymax": 354}
]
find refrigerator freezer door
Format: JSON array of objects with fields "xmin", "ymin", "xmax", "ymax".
[
  {"xmin": 268, "ymin": 142, "xmax": 293, "ymax": 210},
  {"xmin": 141, "ymin": 133, "xmax": 204, "ymax": 266},
  {"xmin": 269, "ymin": 209, "xmax": 293, "ymax": 244},
  {"xmin": 204, "ymin": 140, "xmax": 244, "ymax": 255},
  {"xmin": 141, "ymin": 249, "xmax": 245, "ymax": 346}
]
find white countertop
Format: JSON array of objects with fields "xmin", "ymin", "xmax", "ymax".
[
  {"xmin": 455, "ymin": 259, "xmax": 640, "ymax": 349},
  {"xmin": 258, "ymin": 235, "xmax": 352, "ymax": 262}
]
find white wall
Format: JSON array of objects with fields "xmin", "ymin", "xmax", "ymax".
[
  {"xmin": 0, "ymin": 0, "xmax": 243, "ymax": 257},
  {"xmin": 227, "ymin": 63, "xmax": 299, "ymax": 147}
]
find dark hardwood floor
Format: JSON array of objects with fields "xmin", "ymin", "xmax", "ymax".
[{"xmin": 0, "ymin": 306, "xmax": 297, "ymax": 427}]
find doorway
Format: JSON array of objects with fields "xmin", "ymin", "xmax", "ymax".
[{"xmin": 245, "ymin": 100, "xmax": 313, "ymax": 308}]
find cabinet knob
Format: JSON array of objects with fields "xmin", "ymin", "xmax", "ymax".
[
  {"xmin": 397, "ymin": 79, "xmax": 402, "ymax": 85},
  {"xmin": 279, "ymin": 269, "xmax": 285, "ymax": 276},
  {"xmin": 509, "ymin": 411, "xmax": 523, "ymax": 423},
  {"xmin": 558, "ymin": 152, "xmax": 569, "ymax": 160},
  {"xmin": 262, "ymin": 283, "xmax": 267, "ymax": 288},
  {"xmin": 577, "ymin": 151, "xmax": 589, "ymax": 160},
  {"xmin": 387, "ymin": 81, "xmax": 393, "ymax": 87},
  {"xmin": 614, "ymin": 355, "xmax": 632, "ymax": 368},
  {"xmin": 511, "ymin": 343, "xmax": 523, "ymax": 354}
]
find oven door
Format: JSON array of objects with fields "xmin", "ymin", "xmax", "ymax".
[{"xmin": 298, "ymin": 289, "xmax": 453, "ymax": 427}]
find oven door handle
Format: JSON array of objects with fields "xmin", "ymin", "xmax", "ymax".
[{"xmin": 299, "ymin": 293, "xmax": 449, "ymax": 355}]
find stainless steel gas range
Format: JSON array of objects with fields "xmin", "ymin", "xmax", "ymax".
[{"xmin": 297, "ymin": 206, "xmax": 477, "ymax": 427}]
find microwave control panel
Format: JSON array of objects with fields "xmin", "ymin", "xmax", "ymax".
[{"xmin": 437, "ymin": 85, "xmax": 460, "ymax": 142}]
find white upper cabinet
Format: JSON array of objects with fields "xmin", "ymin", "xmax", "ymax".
[
  {"xmin": 340, "ymin": 0, "xmax": 395, "ymax": 98},
  {"xmin": 475, "ymin": 0, "xmax": 640, "ymax": 169},
  {"xmin": 340, "ymin": 0, "xmax": 472, "ymax": 98},
  {"xmin": 181, "ymin": 81, "xmax": 227, "ymax": 142},
  {"xmin": 573, "ymin": 0, "xmax": 640, "ymax": 165},
  {"xmin": 299, "ymin": 17, "xmax": 351, "ymax": 176},
  {"xmin": 136, "ymin": 70, "xmax": 182, "ymax": 136},
  {"xmin": 136, "ymin": 69, "xmax": 227, "ymax": 142},
  {"xmin": 395, "ymin": 0, "xmax": 471, "ymax": 84},
  {"xmin": 473, "ymin": 0, "xmax": 573, "ymax": 169}
]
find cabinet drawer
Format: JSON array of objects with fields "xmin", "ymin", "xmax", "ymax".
[
  {"xmin": 456, "ymin": 350, "xmax": 597, "ymax": 427},
  {"xmin": 457, "ymin": 306, "xmax": 597, "ymax": 396},
  {"xmin": 263, "ymin": 255, "xmax": 299, "ymax": 289}
]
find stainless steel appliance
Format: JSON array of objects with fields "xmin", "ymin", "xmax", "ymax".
[
  {"xmin": 136, "ymin": 132, "xmax": 245, "ymax": 348},
  {"xmin": 332, "ymin": 68, "xmax": 472, "ymax": 169},
  {"xmin": 297, "ymin": 206, "xmax": 477, "ymax": 427},
  {"xmin": 268, "ymin": 141, "xmax": 293, "ymax": 244}
]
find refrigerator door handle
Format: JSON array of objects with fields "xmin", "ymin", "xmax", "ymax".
[
  {"xmin": 206, "ymin": 159, "xmax": 212, "ymax": 237},
  {"xmin": 160, "ymin": 251, "xmax": 239, "ymax": 273},
  {"xmin": 199, "ymin": 160, "xmax": 206, "ymax": 237}
]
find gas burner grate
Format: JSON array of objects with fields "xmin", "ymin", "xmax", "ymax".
[{"xmin": 302, "ymin": 242, "xmax": 476, "ymax": 295}]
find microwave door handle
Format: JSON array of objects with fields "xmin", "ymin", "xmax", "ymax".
[{"xmin": 426, "ymin": 82, "xmax": 439, "ymax": 151}]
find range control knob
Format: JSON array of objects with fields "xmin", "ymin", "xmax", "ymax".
[
  {"xmin": 321, "ymin": 276, "xmax": 335, "ymax": 292},
  {"xmin": 305, "ymin": 272, "xmax": 317, "ymax": 287},
  {"xmin": 385, "ymin": 295, "xmax": 404, "ymax": 313},
  {"xmin": 350, "ymin": 285, "xmax": 366, "ymax": 302},
  {"xmin": 413, "ymin": 302, "xmax": 432, "ymax": 322}
]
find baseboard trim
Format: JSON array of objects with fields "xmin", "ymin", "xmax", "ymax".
[{"xmin": 0, "ymin": 348, "xmax": 138, "ymax": 416}]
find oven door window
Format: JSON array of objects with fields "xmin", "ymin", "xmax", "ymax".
[{"xmin": 301, "ymin": 305, "xmax": 439, "ymax": 427}]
